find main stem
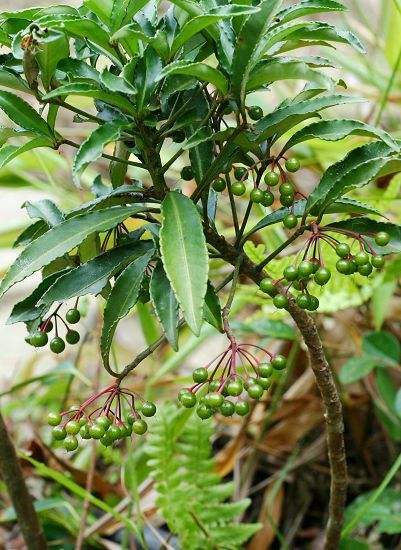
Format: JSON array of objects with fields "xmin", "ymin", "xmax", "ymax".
[{"xmin": 0, "ymin": 411, "xmax": 47, "ymax": 549}]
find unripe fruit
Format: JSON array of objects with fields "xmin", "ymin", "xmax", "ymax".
[
  {"xmin": 375, "ymin": 231, "xmax": 390, "ymax": 246},
  {"xmin": 108, "ymin": 425, "xmax": 121, "ymax": 440},
  {"xmin": 250, "ymin": 188, "xmax": 264, "ymax": 203},
  {"xmin": 283, "ymin": 214, "xmax": 298, "ymax": 229},
  {"xmin": 52, "ymin": 426, "xmax": 67, "ymax": 440},
  {"xmin": 248, "ymin": 105, "xmax": 263, "ymax": 120},
  {"xmin": 80, "ymin": 425, "xmax": 91, "ymax": 439},
  {"xmin": 231, "ymin": 181, "xmax": 246, "ymax": 196},
  {"xmin": 196, "ymin": 403, "xmax": 213, "ymax": 419},
  {"xmin": 354, "ymin": 251, "xmax": 369, "ymax": 266},
  {"xmin": 235, "ymin": 401, "xmax": 250, "ymax": 416},
  {"xmin": 64, "ymin": 435, "xmax": 79, "ymax": 451},
  {"xmin": 50, "ymin": 337, "xmax": 65, "ymax": 354},
  {"xmin": 193, "ymin": 367, "xmax": 208, "ymax": 383},
  {"xmin": 247, "ymin": 383, "xmax": 264, "ymax": 399},
  {"xmin": 132, "ymin": 419, "xmax": 148, "ymax": 435},
  {"xmin": 336, "ymin": 259, "xmax": 352, "ymax": 275},
  {"xmin": 336, "ymin": 243, "xmax": 351, "ymax": 258},
  {"xmin": 96, "ymin": 416, "xmax": 111, "ymax": 430},
  {"xmin": 261, "ymin": 190, "xmax": 274, "ymax": 206},
  {"xmin": 141, "ymin": 401, "xmax": 157, "ymax": 417},
  {"xmin": 121, "ymin": 424, "xmax": 132, "ymax": 437},
  {"xmin": 297, "ymin": 294, "xmax": 310, "ymax": 309},
  {"xmin": 372, "ymin": 255, "xmax": 385, "ymax": 269},
  {"xmin": 205, "ymin": 392, "xmax": 224, "ymax": 408},
  {"xmin": 314, "ymin": 267, "xmax": 331, "ymax": 286},
  {"xmin": 226, "ymin": 379, "xmax": 243, "ymax": 396},
  {"xmin": 181, "ymin": 166, "xmax": 193, "ymax": 181},
  {"xmin": 258, "ymin": 377, "xmax": 271, "ymax": 390},
  {"xmin": 284, "ymin": 266, "xmax": 299, "ymax": 281},
  {"xmin": 358, "ymin": 263, "xmax": 373, "ymax": 276},
  {"xmin": 31, "ymin": 331, "xmax": 48, "ymax": 348},
  {"xmin": 259, "ymin": 363, "xmax": 273, "ymax": 378},
  {"xmin": 272, "ymin": 355, "xmax": 286, "ymax": 370},
  {"xmin": 298, "ymin": 261, "xmax": 314, "ymax": 278},
  {"xmin": 66, "ymin": 308, "xmax": 80, "ymax": 324},
  {"xmin": 260, "ymin": 278, "xmax": 277, "ymax": 296},
  {"xmin": 264, "ymin": 171, "xmax": 279, "ymax": 186},
  {"xmin": 209, "ymin": 380, "xmax": 221, "ymax": 392},
  {"xmin": 273, "ymin": 294, "xmax": 288, "ymax": 309},
  {"xmin": 89, "ymin": 424, "xmax": 105, "ymax": 439},
  {"xmin": 307, "ymin": 295, "xmax": 319, "ymax": 311},
  {"xmin": 212, "ymin": 177, "xmax": 226, "ymax": 192},
  {"xmin": 79, "ymin": 417, "xmax": 87, "ymax": 427},
  {"xmin": 280, "ymin": 182, "xmax": 295, "ymax": 196},
  {"xmin": 66, "ymin": 330, "xmax": 80, "ymax": 345},
  {"xmin": 280, "ymin": 194, "xmax": 294, "ymax": 207},
  {"xmin": 234, "ymin": 166, "xmax": 247, "ymax": 180},
  {"xmin": 220, "ymin": 400, "xmax": 235, "ymax": 417},
  {"xmin": 43, "ymin": 320, "xmax": 53, "ymax": 333},
  {"xmin": 100, "ymin": 434, "xmax": 113, "ymax": 447},
  {"xmin": 285, "ymin": 158, "xmax": 300, "ymax": 172},
  {"xmin": 65, "ymin": 420, "xmax": 80, "ymax": 435},
  {"xmin": 47, "ymin": 412, "xmax": 62, "ymax": 426},
  {"xmin": 180, "ymin": 391, "xmax": 197, "ymax": 408}
]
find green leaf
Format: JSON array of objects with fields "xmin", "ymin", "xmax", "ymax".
[
  {"xmin": 160, "ymin": 191, "xmax": 208, "ymax": 336},
  {"xmin": 73, "ymin": 122, "xmax": 126, "ymax": 184},
  {"xmin": 134, "ymin": 47, "xmax": 163, "ymax": 114},
  {"xmin": 203, "ymin": 282, "xmax": 223, "ymax": 332},
  {"xmin": 100, "ymin": 69, "xmax": 136, "ymax": 94},
  {"xmin": 326, "ymin": 218, "xmax": 401, "ymax": 255},
  {"xmin": 0, "ymin": 91, "xmax": 54, "ymax": 138},
  {"xmin": 307, "ymin": 141, "xmax": 401, "ymax": 214},
  {"xmin": 150, "ymin": 261, "xmax": 179, "ymax": 350},
  {"xmin": 362, "ymin": 331, "xmax": 400, "ymax": 366},
  {"xmin": 339, "ymin": 356, "xmax": 376, "ymax": 384},
  {"xmin": 231, "ymin": 0, "xmax": 282, "ymax": 103},
  {"xmin": 281, "ymin": 119, "xmax": 399, "ymax": 153},
  {"xmin": 23, "ymin": 199, "xmax": 64, "ymax": 227},
  {"xmin": 274, "ymin": 1, "xmax": 346, "ymax": 25},
  {"xmin": 157, "ymin": 61, "xmax": 228, "ymax": 94},
  {"xmin": 101, "ymin": 249, "xmax": 154, "ymax": 366},
  {"xmin": 0, "ymin": 205, "xmax": 145, "ymax": 299},
  {"xmin": 232, "ymin": 318, "xmax": 296, "ymax": 340},
  {"xmin": 111, "ymin": 24, "xmax": 169, "ymax": 59},
  {"xmin": 247, "ymin": 58, "xmax": 333, "ymax": 92},
  {"xmin": 0, "ymin": 67, "xmax": 34, "ymax": 94},
  {"xmin": 36, "ymin": 30, "xmax": 69, "ymax": 90},
  {"xmin": 251, "ymin": 94, "xmax": 361, "ymax": 143},
  {"xmin": 42, "ymin": 83, "xmax": 135, "ymax": 114},
  {"xmin": 40, "ymin": 241, "xmax": 153, "ymax": 305},
  {"xmin": 0, "ymin": 138, "xmax": 54, "ymax": 169}
]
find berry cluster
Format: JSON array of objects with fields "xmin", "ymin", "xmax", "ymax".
[
  {"xmin": 259, "ymin": 225, "xmax": 391, "ymax": 312},
  {"xmin": 47, "ymin": 383, "xmax": 156, "ymax": 451},
  {"xmin": 26, "ymin": 307, "xmax": 81, "ymax": 353},
  {"xmin": 178, "ymin": 343, "xmax": 286, "ymax": 419}
]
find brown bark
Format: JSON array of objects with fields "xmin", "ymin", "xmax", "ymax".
[{"xmin": 0, "ymin": 411, "xmax": 47, "ymax": 550}]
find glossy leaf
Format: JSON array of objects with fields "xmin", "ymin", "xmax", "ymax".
[
  {"xmin": 0, "ymin": 205, "xmax": 145, "ymax": 299},
  {"xmin": 203, "ymin": 282, "xmax": 223, "ymax": 332},
  {"xmin": 274, "ymin": 0, "xmax": 346, "ymax": 25},
  {"xmin": 0, "ymin": 67, "xmax": 33, "ymax": 94},
  {"xmin": 40, "ymin": 241, "xmax": 153, "ymax": 305},
  {"xmin": 111, "ymin": 25, "xmax": 169, "ymax": 59},
  {"xmin": 281, "ymin": 119, "xmax": 399, "ymax": 153},
  {"xmin": 231, "ymin": 0, "xmax": 282, "ymax": 102},
  {"xmin": 157, "ymin": 61, "xmax": 228, "ymax": 94},
  {"xmin": 160, "ymin": 191, "xmax": 208, "ymax": 335},
  {"xmin": 0, "ymin": 138, "xmax": 54, "ymax": 169},
  {"xmin": 101, "ymin": 249, "xmax": 154, "ymax": 366},
  {"xmin": 100, "ymin": 69, "xmax": 136, "ymax": 94},
  {"xmin": 134, "ymin": 47, "xmax": 163, "ymax": 114},
  {"xmin": 0, "ymin": 91, "xmax": 54, "ymax": 138},
  {"xmin": 150, "ymin": 261, "xmax": 179, "ymax": 350},
  {"xmin": 23, "ymin": 199, "xmax": 64, "ymax": 227},
  {"xmin": 36, "ymin": 30, "xmax": 69, "ymax": 90}
]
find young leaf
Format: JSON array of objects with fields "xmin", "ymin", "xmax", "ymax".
[
  {"xmin": 203, "ymin": 282, "xmax": 223, "ymax": 332},
  {"xmin": 274, "ymin": 0, "xmax": 347, "ymax": 26},
  {"xmin": 231, "ymin": 0, "xmax": 282, "ymax": 103},
  {"xmin": 0, "ymin": 91, "xmax": 54, "ymax": 138},
  {"xmin": 0, "ymin": 138, "xmax": 54, "ymax": 169},
  {"xmin": 36, "ymin": 30, "xmax": 69, "ymax": 90},
  {"xmin": 150, "ymin": 261, "xmax": 179, "ymax": 350},
  {"xmin": 157, "ymin": 61, "xmax": 228, "ymax": 94},
  {"xmin": 101, "ymin": 249, "xmax": 154, "ymax": 366},
  {"xmin": 160, "ymin": 191, "xmax": 208, "ymax": 336},
  {"xmin": 0, "ymin": 205, "xmax": 146, "ymax": 299}
]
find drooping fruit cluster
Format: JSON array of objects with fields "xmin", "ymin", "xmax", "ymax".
[
  {"xmin": 259, "ymin": 224, "xmax": 391, "ymax": 312},
  {"xmin": 178, "ymin": 342, "xmax": 286, "ymax": 419},
  {"xmin": 47, "ymin": 383, "xmax": 156, "ymax": 451},
  {"xmin": 26, "ymin": 306, "xmax": 81, "ymax": 354}
]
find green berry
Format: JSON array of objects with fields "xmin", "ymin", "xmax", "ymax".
[
  {"xmin": 231, "ymin": 181, "xmax": 246, "ymax": 196},
  {"xmin": 180, "ymin": 391, "xmax": 197, "ymax": 408},
  {"xmin": 108, "ymin": 425, "xmax": 122, "ymax": 440},
  {"xmin": 285, "ymin": 158, "xmax": 300, "ymax": 172},
  {"xmin": 65, "ymin": 420, "xmax": 80, "ymax": 435},
  {"xmin": 314, "ymin": 267, "xmax": 331, "ymax": 286},
  {"xmin": 88, "ymin": 424, "xmax": 104, "ymax": 439},
  {"xmin": 296, "ymin": 294, "xmax": 310, "ymax": 309},
  {"xmin": 50, "ymin": 337, "xmax": 65, "ymax": 354},
  {"xmin": 31, "ymin": 331, "xmax": 48, "ymax": 348},
  {"xmin": 283, "ymin": 214, "xmax": 298, "ymax": 229},
  {"xmin": 79, "ymin": 417, "xmax": 87, "ymax": 427},
  {"xmin": 264, "ymin": 171, "xmax": 279, "ymax": 186},
  {"xmin": 132, "ymin": 419, "xmax": 148, "ymax": 435},
  {"xmin": 220, "ymin": 400, "xmax": 235, "ymax": 417},
  {"xmin": 120, "ymin": 424, "xmax": 132, "ymax": 437},
  {"xmin": 309, "ymin": 258, "xmax": 320, "ymax": 274},
  {"xmin": 372, "ymin": 255, "xmax": 385, "ymax": 269},
  {"xmin": 96, "ymin": 416, "xmax": 111, "ymax": 430},
  {"xmin": 247, "ymin": 383, "xmax": 264, "ymax": 400},
  {"xmin": 193, "ymin": 367, "xmax": 208, "ymax": 383},
  {"xmin": 235, "ymin": 401, "xmax": 250, "ymax": 416},
  {"xmin": 226, "ymin": 379, "xmax": 243, "ymax": 396},
  {"xmin": 52, "ymin": 426, "xmax": 66, "ymax": 441},
  {"xmin": 273, "ymin": 294, "xmax": 288, "ymax": 309},
  {"xmin": 205, "ymin": 392, "xmax": 224, "ymax": 408},
  {"xmin": 66, "ymin": 308, "xmax": 80, "ymax": 324},
  {"xmin": 298, "ymin": 261, "xmax": 314, "ymax": 278},
  {"xmin": 64, "ymin": 435, "xmax": 79, "ymax": 451},
  {"xmin": 358, "ymin": 263, "xmax": 373, "ymax": 276},
  {"xmin": 66, "ymin": 330, "xmax": 80, "ymax": 345},
  {"xmin": 47, "ymin": 412, "xmax": 62, "ymax": 426},
  {"xmin": 181, "ymin": 166, "xmax": 193, "ymax": 181},
  {"xmin": 354, "ymin": 251, "xmax": 369, "ymax": 266},
  {"xmin": 261, "ymin": 190, "xmax": 274, "ymax": 207},
  {"xmin": 280, "ymin": 194, "xmax": 294, "ymax": 207},
  {"xmin": 141, "ymin": 402, "xmax": 156, "ymax": 417},
  {"xmin": 80, "ymin": 424, "xmax": 91, "ymax": 439},
  {"xmin": 250, "ymin": 188, "xmax": 264, "ymax": 204},
  {"xmin": 272, "ymin": 355, "xmax": 286, "ymax": 371},
  {"xmin": 306, "ymin": 295, "xmax": 319, "ymax": 311},
  {"xmin": 258, "ymin": 363, "xmax": 273, "ymax": 378},
  {"xmin": 375, "ymin": 231, "xmax": 390, "ymax": 246},
  {"xmin": 197, "ymin": 403, "xmax": 213, "ymax": 419},
  {"xmin": 336, "ymin": 243, "xmax": 351, "ymax": 258},
  {"xmin": 280, "ymin": 182, "xmax": 295, "ymax": 196},
  {"xmin": 336, "ymin": 259, "xmax": 352, "ymax": 275},
  {"xmin": 284, "ymin": 266, "xmax": 299, "ymax": 281},
  {"xmin": 260, "ymin": 278, "xmax": 277, "ymax": 296},
  {"xmin": 212, "ymin": 177, "xmax": 226, "ymax": 192},
  {"xmin": 209, "ymin": 380, "xmax": 221, "ymax": 392},
  {"xmin": 43, "ymin": 320, "xmax": 53, "ymax": 333},
  {"xmin": 100, "ymin": 433, "xmax": 114, "ymax": 447},
  {"xmin": 258, "ymin": 378, "xmax": 271, "ymax": 390},
  {"xmin": 234, "ymin": 166, "xmax": 248, "ymax": 180},
  {"xmin": 248, "ymin": 105, "xmax": 263, "ymax": 120}
]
